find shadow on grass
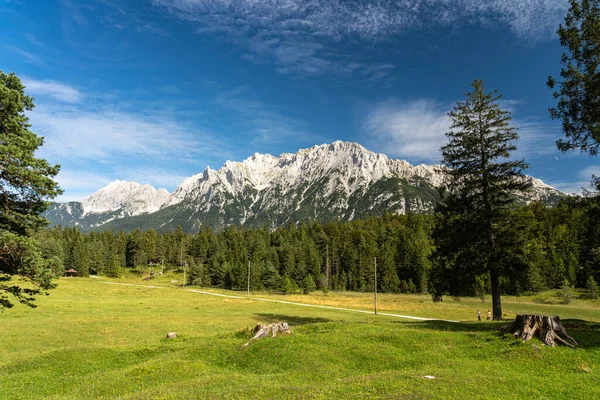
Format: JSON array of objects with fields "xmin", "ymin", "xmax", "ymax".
[
  {"xmin": 401, "ymin": 319, "xmax": 600, "ymax": 349},
  {"xmin": 253, "ymin": 313, "xmax": 332, "ymax": 326}
]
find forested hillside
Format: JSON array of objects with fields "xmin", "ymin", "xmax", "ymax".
[{"xmin": 37, "ymin": 197, "xmax": 600, "ymax": 297}]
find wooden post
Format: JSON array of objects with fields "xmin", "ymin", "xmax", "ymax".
[
  {"xmin": 183, "ymin": 261, "xmax": 187, "ymax": 287},
  {"xmin": 247, "ymin": 261, "xmax": 251, "ymax": 298},
  {"xmin": 374, "ymin": 257, "xmax": 378, "ymax": 315}
]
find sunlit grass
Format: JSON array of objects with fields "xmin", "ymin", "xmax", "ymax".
[
  {"xmin": 0, "ymin": 276, "xmax": 598, "ymax": 399},
  {"xmin": 118, "ymin": 269, "xmax": 600, "ymax": 322}
]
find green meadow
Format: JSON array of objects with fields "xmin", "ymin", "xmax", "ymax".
[{"xmin": 1, "ymin": 276, "xmax": 599, "ymax": 399}]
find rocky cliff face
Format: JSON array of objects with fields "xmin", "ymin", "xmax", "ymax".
[{"xmin": 43, "ymin": 141, "xmax": 563, "ymax": 232}]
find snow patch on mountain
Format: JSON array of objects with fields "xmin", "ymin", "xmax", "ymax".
[
  {"xmin": 81, "ymin": 180, "xmax": 169, "ymax": 216},
  {"xmin": 44, "ymin": 141, "xmax": 564, "ymax": 231}
]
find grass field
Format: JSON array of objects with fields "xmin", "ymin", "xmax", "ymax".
[{"xmin": 1, "ymin": 276, "xmax": 599, "ymax": 399}]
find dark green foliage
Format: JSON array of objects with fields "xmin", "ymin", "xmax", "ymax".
[
  {"xmin": 281, "ymin": 275, "xmax": 298, "ymax": 294},
  {"xmin": 587, "ymin": 275, "xmax": 599, "ymax": 298},
  {"xmin": 187, "ymin": 258, "xmax": 204, "ymax": 286},
  {"xmin": 72, "ymin": 239, "xmax": 90, "ymax": 277},
  {"xmin": 548, "ymin": 0, "xmax": 600, "ymax": 166},
  {"xmin": 105, "ymin": 254, "xmax": 122, "ymax": 278},
  {"xmin": 559, "ymin": 280, "xmax": 575, "ymax": 304},
  {"xmin": 35, "ymin": 194, "xmax": 600, "ymax": 297},
  {"xmin": 433, "ymin": 79, "xmax": 530, "ymax": 320},
  {"xmin": 302, "ymin": 275, "xmax": 317, "ymax": 294},
  {"xmin": 0, "ymin": 71, "xmax": 62, "ymax": 309}
]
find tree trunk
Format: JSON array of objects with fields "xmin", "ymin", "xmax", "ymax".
[
  {"xmin": 243, "ymin": 322, "xmax": 291, "ymax": 347},
  {"xmin": 490, "ymin": 267, "xmax": 502, "ymax": 320},
  {"xmin": 500, "ymin": 315, "xmax": 577, "ymax": 348}
]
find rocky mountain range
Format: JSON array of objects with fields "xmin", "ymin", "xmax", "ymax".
[{"xmin": 43, "ymin": 141, "xmax": 564, "ymax": 232}]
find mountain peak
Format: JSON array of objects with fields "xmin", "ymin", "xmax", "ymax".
[
  {"xmin": 44, "ymin": 141, "xmax": 564, "ymax": 232},
  {"xmin": 81, "ymin": 181, "xmax": 169, "ymax": 216}
]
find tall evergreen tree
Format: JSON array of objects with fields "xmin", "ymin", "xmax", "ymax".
[
  {"xmin": 0, "ymin": 71, "xmax": 62, "ymax": 309},
  {"xmin": 436, "ymin": 79, "xmax": 530, "ymax": 320},
  {"xmin": 547, "ymin": 0, "xmax": 600, "ymax": 189}
]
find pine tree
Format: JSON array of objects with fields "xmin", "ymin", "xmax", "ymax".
[
  {"xmin": 436, "ymin": 79, "xmax": 530, "ymax": 320},
  {"xmin": 547, "ymin": 0, "xmax": 600, "ymax": 189},
  {"xmin": 0, "ymin": 71, "xmax": 62, "ymax": 309}
]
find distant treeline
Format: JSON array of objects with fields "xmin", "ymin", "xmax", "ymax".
[{"xmin": 37, "ymin": 197, "xmax": 600, "ymax": 297}]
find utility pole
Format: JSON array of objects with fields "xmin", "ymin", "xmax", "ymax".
[
  {"xmin": 374, "ymin": 257, "xmax": 378, "ymax": 315},
  {"xmin": 326, "ymin": 244, "xmax": 330, "ymax": 291},
  {"xmin": 247, "ymin": 260, "xmax": 251, "ymax": 298}
]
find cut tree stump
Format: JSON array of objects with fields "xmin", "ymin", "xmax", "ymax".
[
  {"xmin": 500, "ymin": 315, "xmax": 577, "ymax": 348},
  {"xmin": 243, "ymin": 322, "xmax": 291, "ymax": 347}
]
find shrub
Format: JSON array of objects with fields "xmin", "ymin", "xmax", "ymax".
[{"xmin": 559, "ymin": 281, "xmax": 574, "ymax": 305}]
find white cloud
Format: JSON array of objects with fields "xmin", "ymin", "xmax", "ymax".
[
  {"xmin": 151, "ymin": 0, "xmax": 568, "ymax": 79},
  {"xmin": 241, "ymin": 34, "xmax": 395, "ymax": 80},
  {"xmin": 54, "ymin": 170, "xmax": 112, "ymax": 202},
  {"xmin": 363, "ymin": 99, "xmax": 450, "ymax": 163},
  {"xmin": 548, "ymin": 165, "xmax": 600, "ymax": 195},
  {"xmin": 363, "ymin": 98, "xmax": 562, "ymax": 164},
  {"xmin": 22, "ymin": 78, "xmax": 83, "ymax": 103},
  {"xmin": 152, "ymin": 0, "xmax": 568, "ymax": 42},
  {"xmin": 27, "ymin": 99, "xmax": 226, "ymax": 201},
  {"xmin": 29, "ymin": 104, "xmax": 213, "ymax": 161}
]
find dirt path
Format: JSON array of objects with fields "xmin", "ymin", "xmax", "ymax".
[{"xmin": 101, "ymin": 281, "xmax": 458, "ymax": 322}]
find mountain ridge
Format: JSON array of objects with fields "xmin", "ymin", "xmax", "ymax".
[{"xmin": 43, "ymin": 141, "xmax": 563, "ymax": 232}]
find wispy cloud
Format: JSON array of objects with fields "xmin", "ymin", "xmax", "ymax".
[
  {"xmin": 240, "ymin": 33, "xmax": 395, "ymax": 80},
  {"xmin": 363, "ymin": 98, "xmax": 561, "ymax": 164},
  {"xmin": 119, "ymin": 166, "xmax": 187, "ymax": 189},
  {"xmin": 152, "ymin": 0, "xmax": 567, "ymax": 43},
  {"xmin": 30, "ymin": 104, "xmax": 214, "ymax": 162},
  {"xmin": 363, "ymin": 99, "xmax": 450, "ymax": 163},
  {"xmin": 549, "ymin": 165, "xmax": 600, "ymax": 195},
  {"xmin": 23, "ymin": 78, "xmax": 83, "ymax": 103},
  {"xmin": 29, "ymin": 99, "xmax": 226, "ymax": 200},
  {"xmin": 214, "ymin": 87, "xmax": 317, "ymax": 145},
  {"xmin": 54, "ymin": 170, "xmax": 112, "ymax": 202},
  {"xmin": 2, "ymin": 44, "xmax": 43, "ymax": 64},
  {"xmin": 151, "ymin": 0, "xmax": 567, "ymax": 79}
]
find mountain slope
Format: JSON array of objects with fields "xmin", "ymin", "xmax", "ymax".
[
  {"xmin": 43, "ymin": 141, "xmax": 564, "ymax": 232},
  {"xmin": 44, "ymin": 181, "xmax": 170, "ymax": 231}
]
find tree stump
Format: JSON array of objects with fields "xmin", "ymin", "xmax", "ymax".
[
  {"xmin": 243, "ymin": 322, "xmax": 291, "ymax": 347},
  {"xmin": 500, "ymin": 315, "xmax": 577, "ymax": 348}
]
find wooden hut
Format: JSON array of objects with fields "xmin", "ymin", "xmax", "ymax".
[{"xmin": 64, "ymin": 268, "xmax": 78, "ymax": 277}]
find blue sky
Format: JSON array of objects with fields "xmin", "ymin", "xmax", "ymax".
[{"xmin": 1, "ymin": 0, "xmax": 599, "ymax": 201}]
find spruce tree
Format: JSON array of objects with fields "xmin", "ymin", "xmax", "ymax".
[
  {"xmin": 436, "ymin": 79, "xmax": 530, "ymax": 320},
  {"xmin": 187, "ymin": 258, "xmax": 204, "ymax": 286},
  {"xmin": 302, "ymin": 274, "xmax": 317, "ymax": 294},
  {"xmin": 0, "ymin": 71, "xmax": 62, "ymax": 309},
  {"xmin": 547, "ymin": 0, "xmax": 600, "ymax": 188}
]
